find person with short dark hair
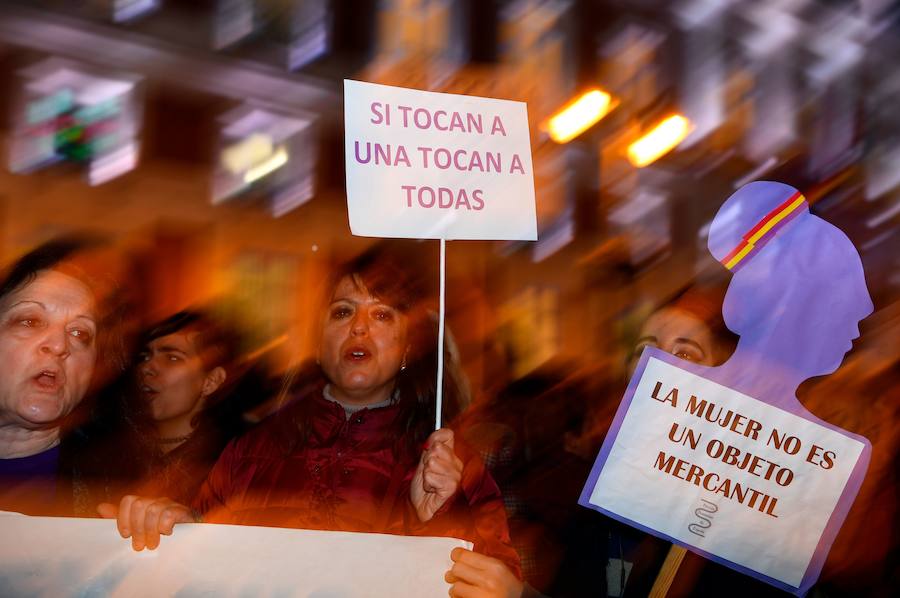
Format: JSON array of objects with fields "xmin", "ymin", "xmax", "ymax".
[
  {"xmin": 79, "ymin": 310, "xmax": 248, "ymax": 510},
  {"xmin": 140, "ymin": 312, "xmax": 240, "ymax": 441}
]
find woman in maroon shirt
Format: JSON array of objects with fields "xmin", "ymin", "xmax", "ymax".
[{"xmin": 102, "ymin": 242, "xmax": 520, "ymax": 576}]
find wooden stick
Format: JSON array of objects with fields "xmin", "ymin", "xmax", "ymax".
[{"xmin": 648, "ymin": 545, "xmax": 687, "ymax": 598}]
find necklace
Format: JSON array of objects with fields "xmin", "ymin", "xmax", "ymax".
[{"xmin": 157, "ymin": 434, "xmax": 191, "ymax": 444}]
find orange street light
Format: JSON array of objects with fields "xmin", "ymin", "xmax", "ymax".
[
  {"xmin": 546, "ymin": 89, "xmax": 616, "ymax": 143},
  {"xmin": 626, "ymin": 114, "xmax": 692, "ymax": 167}
]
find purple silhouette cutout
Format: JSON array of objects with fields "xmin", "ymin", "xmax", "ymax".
[
  {"xmin": 708, "ymin": 181, "xmax": 874, "ymax": 404},
  {"xmin": 579, "ymin": 181, "xmax": 873, "ymax": 596}
]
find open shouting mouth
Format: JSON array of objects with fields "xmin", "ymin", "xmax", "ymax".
[{"xmin": 32, "ymin": 368, "xmax": 65, "ymax": 392}]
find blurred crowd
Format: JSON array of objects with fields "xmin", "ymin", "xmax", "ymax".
[
  {"xmin": 0, "ymin": 1, "xmax": 898, "ymax": 597},
  {"xmin": 0, "ymin": 225, "xmax": 896, "ymax": 597}
]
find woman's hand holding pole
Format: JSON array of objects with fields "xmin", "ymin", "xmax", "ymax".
[{"xmin": 411, "ymin": 427, "xmax": 464, "ymax": 522}]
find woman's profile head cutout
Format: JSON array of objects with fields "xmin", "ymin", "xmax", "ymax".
[{"xmin": 708, "ymin": 181, "xmax": 873, "ymax": 392}]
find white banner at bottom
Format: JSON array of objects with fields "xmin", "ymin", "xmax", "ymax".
[{"xmin": 0, "ymin": 511, "xmax": 470, "ymax": 597}]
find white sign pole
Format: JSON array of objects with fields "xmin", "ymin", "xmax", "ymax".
[{"xmin": 435, "ymin": 237, "xmax": 446, "ymax": 431}]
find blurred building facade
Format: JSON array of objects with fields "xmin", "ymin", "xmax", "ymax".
[{"xmin": 0, "ymin": 0, "xmax": 897, "ymax": 448}]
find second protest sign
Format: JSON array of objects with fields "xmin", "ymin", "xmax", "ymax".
[{"xmin": 580, "ymin": 350, "xmax": 866, "ymax": 594}]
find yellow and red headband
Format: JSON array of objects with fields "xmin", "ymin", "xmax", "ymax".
[{"xmin": 720, "ymin": 190, "xmax": 807, "ymax": 271}]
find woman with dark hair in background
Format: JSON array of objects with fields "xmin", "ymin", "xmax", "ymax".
[
  {"xmin": 446, "ymin": 284, "xmax": 737, "ymax": 598},
  {"xmin": 101, "ymin": 241, "xmax": 520, "ymax": 578},
  {"xmin": 627, "ymin": 286, "xmax": 737, "ymax": 377},
  {"xmin": 614, "ymin": 285, "xmax": 739, "ymax": 597}
]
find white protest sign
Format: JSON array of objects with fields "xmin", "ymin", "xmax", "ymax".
[
  {"xmin": 344, "ymin": 79, "xmax": 537, "ymax": 240},
  {"xmin": 0, "ymin": 512, "xmax": 469, "ymax": 597},
  {"xmin": 582, "ymin": 356, "xmax": 864, "ymax": 589}
]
